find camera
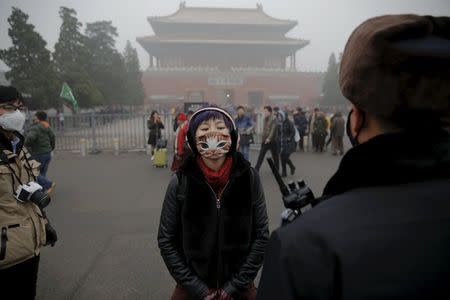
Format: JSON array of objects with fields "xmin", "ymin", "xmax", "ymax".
[
  {"xmin": 15, "ymin": 181, "xmax": 51, "ymax": 210},
  {"xmin": 267, "ymin": 158, "xmax": 319, "ymax": 226}
]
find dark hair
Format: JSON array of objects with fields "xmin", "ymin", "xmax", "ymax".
[
  {"xmin": 273, "ymin": 106, "xmax": 280, "ymax": 112},
  {"xmin": 150, "ymin": 110, "xmax": 158, "ymax": 122},
  {"xmin": 236, "ymin": 105, "xmax": 245, "ymax": 111},
  {"xmin": 0, "ymin": 85, "xmax": 21, "ymax": 104},
  {"xmin": 35, "ymin": 111, "xmax": 47, "ymax": 121},
  {"xmin": 264, "ymin": 106, "xmax": 272, "ymax": 113},
  {"xmin": 189, "ymin": 110, "xmax": 234, "ymax": 137},
  {"xmin": 187, "ymin": 110, "xmax": 194, "ymax": 116}
]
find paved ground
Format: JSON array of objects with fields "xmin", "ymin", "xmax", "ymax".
[{"xmin": 36, "ymin": 149, "xmax": 343, "ymax": 299}]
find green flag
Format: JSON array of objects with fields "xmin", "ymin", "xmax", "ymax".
[{"xmin": 60, "ymin": 82, "xmax": 78, "ymax": 110}]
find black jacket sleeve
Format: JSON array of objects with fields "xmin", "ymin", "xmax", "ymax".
[
  {"xmin": 256, "ymin": 225, "xmax": 336, "ymax": 300},
  {"xmin": 157, "ymin": 175, "xmax": 209, "ymax": 299},
  {"xmin": 223, "ymin": 168, "xmax": 269, "ymax": 296}
]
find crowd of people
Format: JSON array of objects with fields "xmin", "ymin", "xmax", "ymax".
[{"xmin": 148, "ymin": 104, "xmax": 347, "ymax": 177}]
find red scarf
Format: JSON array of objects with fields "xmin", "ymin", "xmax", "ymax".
[{"xmin": 197, "ymin": 156, "xmax": 233, "ymax": 198}]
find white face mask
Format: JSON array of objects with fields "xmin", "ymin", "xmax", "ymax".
[{"xmin": 0, "ymin": 109, "xmax": 26, "ymax": 132}]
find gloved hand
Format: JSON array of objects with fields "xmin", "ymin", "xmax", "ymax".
[
  {"xmin": 45, "ymin": 222, "xmax": 58, "ymax": 247},
  {"xmin": 203, "ymin": 289, "xmax": 219, "ymax": 300},
  {"xmin": 217, "ymin": 289, "xmax": 233, "ymax": 300}
]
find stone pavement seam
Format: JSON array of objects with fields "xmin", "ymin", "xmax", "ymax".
[{"xmin": 69, "ymin": 234, "xmax": 115, "ymax": 300}]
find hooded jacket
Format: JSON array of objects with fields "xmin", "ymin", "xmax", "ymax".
[
  {"xmin": 158, "ymin": 152, "xmax": 269, "ymax": 299},
  {"xmin": 258, "ymin": 130, "xmax": 450, "ymax": 299},
  {"xmin": 0, "ymin": 133, "xmax": 47, "ymax": 270}
]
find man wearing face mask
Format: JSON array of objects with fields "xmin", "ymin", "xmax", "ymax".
[
  {"xmin": 257, "ymin": 15, "xmax": 450, "ymax": 299},
  {"xmin": 0, "ymin": 86, "xmax": 57, "ymax": 299},
  {"xmin": 158, "ymin": 107, "xmax": 269, "ymax": 300}
]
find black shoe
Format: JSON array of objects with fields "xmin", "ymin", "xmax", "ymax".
[{"xmin": 291, "ymin": 166, "xmax": 296, "ymax": 176}]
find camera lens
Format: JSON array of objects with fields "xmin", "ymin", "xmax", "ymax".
[{"xmin": 30, "ymin": 190, "xmax": 51, "ymax": 210}]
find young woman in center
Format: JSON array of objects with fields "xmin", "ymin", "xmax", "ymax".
[{"xmin": 158, "ymin": 107, "xmax": 269, "ymax": 300}]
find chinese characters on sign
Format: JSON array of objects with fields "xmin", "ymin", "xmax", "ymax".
[{"xmin": 208, "ymin": 74, "xmax": 244, "ymax": 86}]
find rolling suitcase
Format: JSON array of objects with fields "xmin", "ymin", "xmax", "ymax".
[
  {"xmin": 156, "ymin": 138, "xmax": 168, "ymax": 149},
  {"xmin": 153, "ymin": 148, "xmax": 168, "ymax": 168}
]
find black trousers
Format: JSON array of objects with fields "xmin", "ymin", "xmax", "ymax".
[
  {"xmin": 0, "ymin": 255, "xmax": 40, "ymax": 300},
  {"xmin": 255, "ymin": 142, "xmax": 279, "ymax": 172},
  {"xmin": 298, "ymin": 134, "xmax": 305, "ymax": 151},
  {"xmin": 281, "ymin": 151, "xmax": 295, "ymax": 175}
]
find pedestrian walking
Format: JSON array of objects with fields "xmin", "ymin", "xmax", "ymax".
[
  {"xmin": 280, "ymin": 110, "xmax": 296, "ymax": 177},
  {"xmin": 331, "ymin": 112, "xmax": 345, "ymax": 155},
  {"xmin": 25, "ymin": 111, "xmax": 56, "ymax": 193},
  {"xmin": 235, "ymin": 106, "xmax": 254, "ymax": 161},
  {"xmin": 254, "ymin": 106, "xmax": 279, "ymax": 172},
  {"xmin": 158, "ymin": 106, "xmax": 269, "ymax": 300},
  {"xmin": 313, "ymin": 112, "xmax": 328, "ymax": 152},
  {"xmin": 147, "ymin": 110, "xmax": 165, "ymax": 160},
  {"xmin": 171, "ymin": 112, "xmax": 188, "ymax": 172},
  {"xmin": 293, "ymin": 108, "xmax": 308, "ymax": 151},
  {"xmin": 308, "ymin": 108, "xmax": 320, "ymax": 151}
]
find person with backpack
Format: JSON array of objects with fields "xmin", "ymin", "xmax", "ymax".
[{"xmin": 158, "ymin": 107, "xmax": 269, "ymax": 300}]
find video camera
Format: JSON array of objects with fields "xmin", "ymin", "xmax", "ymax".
[{"xmin": 267, "ymin": 157, "xmax": 319, "ymax": 226}]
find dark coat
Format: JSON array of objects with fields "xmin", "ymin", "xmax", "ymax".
[
  {"xmin": 293, "ymin": 113, "xmax": 308, "ymax": 135},
  {"xmin": 257, "ymin": 130, "xmax": 450, "ymax": 300},
  {"xmin": 147, "ymin": 119, "xmax": 164, "ymax": 145},
  {"xmin": 24, "ymin": 122, "xmax": 55, "ymax": 156},
  {"xmin": 281, "ymin": 119, "xmax": 296, "ymax": 155},
  {"xmin": 158, "ymin": 153, "xmax": 269, "ymax": 300},
  {"xmin": 331, "ymin": 114, "xmax": 346, "ymax": 138}
]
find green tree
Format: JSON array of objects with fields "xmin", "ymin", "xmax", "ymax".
[
  {"xmin": 321, "ymin": 52, "xmax": 346, "ymax": 108},
  {"xmin": 53, "ymin": 7, "xmax": 103, "ymax": 108},
  {"xmin": 0, "ymin": 7, "xmax": 59, "ymax": 108},
  {"xmin": 123, "ymin": 41, "xmax": 144, "ymax": 106},
  {"xmin": 85, "ymin": 21, "xmax": 128, "ymax": 105}
]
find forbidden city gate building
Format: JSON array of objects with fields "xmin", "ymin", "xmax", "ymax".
[{"xmin": 137, "ymin": 2, "xmax": 323, "ymax": 111}]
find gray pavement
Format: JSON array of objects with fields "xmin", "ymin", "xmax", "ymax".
[{"xmin": 37, "ymin": 149, "xmax": 342, "ymax": 299}]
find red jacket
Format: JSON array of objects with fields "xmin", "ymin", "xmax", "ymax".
[{"xmin": 176, "ymin": 123, "xmax": 188, "ymax": 156}]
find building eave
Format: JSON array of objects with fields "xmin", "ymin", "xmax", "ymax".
[
  {"xmin": 147, "ymin": 3, "xmax": 297, "ymax": 27},
  {"xmin": 137, "ymin": 36, "xmax": 309, "ymax": 48}
]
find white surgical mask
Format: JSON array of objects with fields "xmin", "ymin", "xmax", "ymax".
[{"xmin": 0, "ymin": 109, "xmax": 26, "ymax": 132}]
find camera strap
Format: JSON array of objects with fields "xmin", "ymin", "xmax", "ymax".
[{"xmin": 0, "ymin": 150, "xmax": 25, "ymax": 185}]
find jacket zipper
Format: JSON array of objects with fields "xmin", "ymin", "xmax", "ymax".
[
  {"xmin": 0, "ymin": 227, "xmax": 7, "ymax": 260},
  {"xmin": 205, "ymin": 180, "xmax": 230, "ymax": 288}
]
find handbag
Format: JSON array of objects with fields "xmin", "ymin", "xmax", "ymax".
[{"xmin": 240, "ymin": 133, "xmax": 254, "ymax": 145}]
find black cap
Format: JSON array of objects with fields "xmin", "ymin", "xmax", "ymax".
[{"xmin": 0, "ymin": 86, "xmax": 21, "ymax": 104}]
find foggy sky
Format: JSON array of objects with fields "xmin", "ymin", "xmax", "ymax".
[{"xmin": 1, "ymin": 0, "xmax": 449, "ymax": 72}]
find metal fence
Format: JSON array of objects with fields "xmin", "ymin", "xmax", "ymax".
[{"xmin": 47, "ymin": 113, "xmax": 265, "ymax": 152}]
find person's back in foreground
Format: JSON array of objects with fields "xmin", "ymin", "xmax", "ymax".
[{"xmin": 257, "ymin": 14, "xmax": 450, "ymax": 300}]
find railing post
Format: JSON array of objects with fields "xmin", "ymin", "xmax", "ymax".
[
  {"xmin": 113, "ymin": 138, "xmax": 119, "ymax": 155},
  {"xmin": 80, "ymin": 138, "xmax": 87, "ymax": 157},
  {"xmin": 143, "ymin": 114, "xmax": 148, "ymax": 152},
  {"xmin": 90, "ymin": 112, "xmax": 101, "ymax": 154}
]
